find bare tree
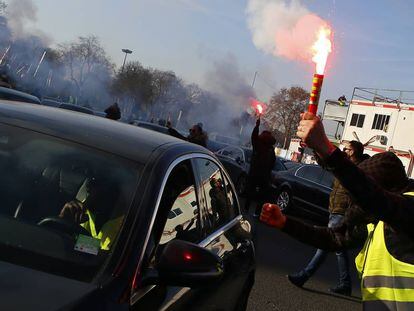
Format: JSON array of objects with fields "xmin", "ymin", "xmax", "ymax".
[
  {"xmin": 264, "ymin": 86, "xmax": 308, "ymax": 148},
  {"xmin": 58, "ymin": 36, "xmax": 113, "ymax": 99}
]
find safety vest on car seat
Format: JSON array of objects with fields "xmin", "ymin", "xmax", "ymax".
[
  {"xmin": 355, "ymin": 192, "xmax": 414, "ymax": 310},
  {"xmin": 81, "ymin": 209, "xmax": 124, "ymax": 250}
]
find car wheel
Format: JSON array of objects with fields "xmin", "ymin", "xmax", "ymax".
[
  {"xmin": 276, "ymin": 188, "xmax": 291, "ymax": 213},
  {"xmin": 236, "ymin": 175, "xmax": 248, "ymax": 197}
]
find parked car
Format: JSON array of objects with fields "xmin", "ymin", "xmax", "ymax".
[
  {"xmin": 216, "ymin": 146, "xmax": 287, "ymax": 196},
  {"xmin": 0, "ymin": 86, "xmax": 41, "ymax": 104},
  {"xmin": 0, "ymin": 101, "xmax": 254, "ymax": 310},
  {"xmin": 41, "ymin": 98, "xmax": 62, "ymax": 107},
  {"xmin": 58, "ymin": 103, "xmax": 95, "ymax": 115},
  {"xmin": 272, "ymin": 164, "xmax": 334, "ymax": 223},
  {"xmin": 131, "ymin": 120, "xmax": 170, "ymax": 135}
]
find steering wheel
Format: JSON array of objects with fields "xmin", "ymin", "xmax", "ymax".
[{"xmin": 38, "ymin": 216, "xmax": 91, "ymax": 237}]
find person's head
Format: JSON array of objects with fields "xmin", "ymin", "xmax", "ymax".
[
  {"xmin": 84, "ymin": 176, "xmax": 119, "ymax": 215},
  {"xmin": 259, "ymin": 130, "xmax": 276, "ymax": 147},
  {"xmin": 343, "ymin": 140, "xmax": 364, "ymax": 163},
  {"xmin": 105, "ymin": 103, "xmax": 121, "ymax": 120},
  {"xmin": 189, "ymin": 124, "xmax": 202, "ymax": 136},
  {"xmin": 359, "ymin": 152, "xmax": 409, "ymax": 193}
]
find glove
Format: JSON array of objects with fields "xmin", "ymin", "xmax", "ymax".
[
  {"xmin": 256, "ymin": 117, "xmax": 261, "ymax": 127},
  {"xmin": 260, "ymin": 203, "xmax": 286, "ymax": 229}
]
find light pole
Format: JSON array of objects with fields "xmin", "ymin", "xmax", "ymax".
[{"xmin": 121, "ymin": 49, "xmax": 133, "ymax": 72}]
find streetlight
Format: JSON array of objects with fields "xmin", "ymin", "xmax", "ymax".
[{"xmin": 121, "ymin": 49, "xmax": 133, "ymax": 72}]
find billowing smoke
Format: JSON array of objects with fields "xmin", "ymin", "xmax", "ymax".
[
  {"xmin": 246, "ymin": 0, "xmax": 330, "ymax": 64},
  {"xmin": 6, "ymin": 0, "xmax": 50, "ymax": 44}
]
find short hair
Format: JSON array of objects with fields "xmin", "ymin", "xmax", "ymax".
[{"xmin": 349, "ymin": 140, "xmax": 364, "ymax": 160}]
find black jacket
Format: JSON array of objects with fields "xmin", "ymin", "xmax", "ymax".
[{"xmin": 283, "ymin": 149, "xmax": 414, "ymax": 264}]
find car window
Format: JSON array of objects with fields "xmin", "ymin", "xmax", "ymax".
[
  {"xmin": 296, "ymin": 165, "xmax": 323, "ymax": 183},
  {"xmin": 194, "ymin": 158, "xmax": 236, "ymax": 233},
  {"xmin": 320, "ymin": 171, "xmax": 334, "ymax": 188},
  {"xmin": 0, "ymin": 123, "xmax": 139, "ymax": 282},
  {"xmin": 158, "ymin": 160, "xmax": 201, "ymax": 245}
]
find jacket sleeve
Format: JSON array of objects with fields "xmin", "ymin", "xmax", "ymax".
[
  {"xmin": 324, "ymin": 149, "xmax": 414, "ymax": 239},
  {"xmin": 251, "ymin": 125, "xmax": 259, "ymax": 150},
  {"xmin": 282, "ymin": 215, "xmax": 367, "ymax": 251},
  {"xmin": 168, "ymin": 128, "xmax": 187, "ymax": 141}
]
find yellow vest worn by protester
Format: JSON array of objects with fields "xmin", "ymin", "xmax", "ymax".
[
  {"xmin": 81, "ymin": 209, "xmax": 124, "ymax": 250},
  {"xmin": 355, "ymin": 192, "xmax": 414, "ymax": 311}
]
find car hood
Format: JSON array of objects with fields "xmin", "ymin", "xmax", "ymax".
[{"xmin": 0, "ymin": 260, "xmax": 97, "ymax": 310}]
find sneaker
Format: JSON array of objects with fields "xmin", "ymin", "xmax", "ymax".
[
  {"xmin": 329, "ymin": 285, "xmax": 351, "ymax": 296},
  {"xmin": 287, "ymin": 272, "xmax": 308, "ymax": 288}
]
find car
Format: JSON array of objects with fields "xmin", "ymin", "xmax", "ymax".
[
  {"xmin": 0, "ymin": 86, "xmax": 41, "ymax": 104},
  {"xmin": 216, "ymin": 146, "xmax": 287, "ymax": 196},
  {"xmin": 58, "ymin": 103, "xmax": 95, "ymax": 115},
  {"xmin": 272, "ymin": 164, "xmax": 334, "ymax": 223},
  {"xmin": 131, "ymin": 120, "xmax": 170, "ymax": 135},
  {"xmin": 41, "ymin": 98, "xmax": 62, "ymax": 107},
  {"xmin": 0, "ymin": 101, "xmax": 255, "ymax": 310}
]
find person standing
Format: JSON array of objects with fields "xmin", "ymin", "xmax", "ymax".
[
  {"xmin": 245, "ymin": 117, "xmax": 276, "ymax": 216},
  {"xmin": 167, "ymin": 122, "xmax": 208, "ymax": 148},
  {"xmin": 288, "ymin": 140, "xmax": 366, "ymax": 296},
  {"xmin": 261, "ymin": 112, "xmax": 414, "ymax": 310}
]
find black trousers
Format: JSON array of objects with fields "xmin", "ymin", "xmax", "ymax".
[{"xmin": 244, "ymin": 177, "xmax": 273, "ymax": 214}]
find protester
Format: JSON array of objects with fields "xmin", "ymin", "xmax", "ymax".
[
  {"xmin": 245, "ymin": 117, "xmax": 276, "ymax": 216},
  {"xmin": 261, "ymin": 112, "xmax": 414, "ymax": 310},
  {"xmin": 167, "ymin": 122, "xmax": 208, "ymax": 147},
  {"xmin": 288, "ymin": 140, "xmax": 366, "ymax": 296},
  {"xmin": 104, "ymin": 102, "xmax": 121, "ymax": 120}
]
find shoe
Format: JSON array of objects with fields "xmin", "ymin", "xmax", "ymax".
[
  {"xmin": 329, "ymin": 285, "xmax": 351, "ymax": 296},
  {"xmin": 287, "ymin": 272, "xmax": 308, "ymax": 288}
]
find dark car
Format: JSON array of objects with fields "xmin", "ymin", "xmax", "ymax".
[
  {"xmin": 216, "ymin": 146, "xmax": 287, "ymax": 196},
  {"xmin": 131, "ymin": 120, "xmax": 170, "ymax": 135},
  {"xmin": 41, "ymin": 98, "xmax": 62, "ymax": 107},
  {"xmin": 0, "ymin": 86, "xmax": 41, "ymax": 104},
  {"xmin": 58, "ymin": 103, "xmax": 95, "ymax": 115},
  {"xmin": 0, "ymin": 101, "xmax": 255, "ymax": 310},
  {"xmin": 272, "ymin": 164, "xmax": 334, "ymax": 223}
]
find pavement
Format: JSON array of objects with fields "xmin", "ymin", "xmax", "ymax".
[{"xmin": 245, "ymin": 209, "xmax": 362, "ymax": 311}]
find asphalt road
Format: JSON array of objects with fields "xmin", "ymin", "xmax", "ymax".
[{"xmin": 245, "ymin": 210, "xmax": 362, "ymax": 311}]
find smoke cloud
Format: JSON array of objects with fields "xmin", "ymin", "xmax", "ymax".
[
  {"xmin": 246, "ymin": 0, "xmax": 330, "ymax": 63},
  {"xmin": 6, "ymin": 0, "xmax": 50, "ymax": 44}
]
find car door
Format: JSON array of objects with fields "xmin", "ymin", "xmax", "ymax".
[
  {"xmin": 293, "ymin": 165, "xmax": 327, "ymax": 215},
  {"xmin": 131, "ymin": 159, "xmax": 208, "ymax": 311},
  {"xmin": 192, "ymin": 157, "xmax": 255, "ymax": 310}
]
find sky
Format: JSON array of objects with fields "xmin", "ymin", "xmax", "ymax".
[{"xmin": 24, "ymin": 0, "xmax": 414, "ymax": 105}]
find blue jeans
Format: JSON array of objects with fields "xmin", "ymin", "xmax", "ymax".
[{"xmin": 302, "ymin": 214, "xmax": 351, "ymax": 288}]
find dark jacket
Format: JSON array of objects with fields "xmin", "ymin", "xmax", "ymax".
[
  {"xmin": 283, "ymin": 149, "xmax": 414, "ymax": 264},
  {"xmin": 168, "ymin": 128, "xmax": 208, "ymax": 148},
  {"xmin": 249, "ymin": 124, "xmax": 275, "ymax": 182}
]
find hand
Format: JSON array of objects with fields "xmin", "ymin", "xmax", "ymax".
[
  {"xmin": 260, "ymin": 203, "xmax": 286, "ymax": 229},
  {"xmin": 296, "ymin": 112, "xmax": 335, "ymax": 160},
  {"xmin": 59, "ymin": 200, "xmax": 87, "ymax": 224},
  {"xmin": 256, "ymin": 117, "xmax": 261, "ymax": 127}
]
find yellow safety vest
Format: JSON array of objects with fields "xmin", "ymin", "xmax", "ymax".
[
  {"xmin": 355, "ymin": 192, "xmax": 414, "ymax": 310},
  {"xmin": 81, "ymin": 210, "xmax": 124, "ymax": 250}
]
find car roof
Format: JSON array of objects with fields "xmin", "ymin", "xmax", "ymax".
[
  {"xmin": 0, "ymin": 100, "xmax": 206, "ymax": 163},
  {"xmin": 0, "ymin": 87, "xmax": 41, "ymax": 105}
]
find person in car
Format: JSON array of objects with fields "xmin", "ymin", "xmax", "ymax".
[
  {"xmin": 245, "ymin": 117, "xmax": 276, "ymax": 216},
  {"xmin": 59, "ymin": 177, "xmax": 122, "ymax": 250},
  {"xmin": 167, "ymin": 122, "xmax": 208, "ymax": 147},
  {"xmin": 288, "ymin": 140, "xmax": 366, "ymax": 296},
  {"xmin": 261, "ymin": 112, "xmax": 414, "ymax": 309}
]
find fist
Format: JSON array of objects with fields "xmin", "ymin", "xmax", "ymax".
[
  {"xmin": 59, "ymin": 200, "xmax": 87, "ymax": 224},
  {"xmin": 260, "ymin": 203, "xmax": 286, "ymax": 229}
]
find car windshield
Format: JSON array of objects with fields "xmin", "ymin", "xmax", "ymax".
[{"xmin": 0, "ymin": 123, "xmax": 139, "ymax": 282}]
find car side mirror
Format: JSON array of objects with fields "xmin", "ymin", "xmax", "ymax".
[{"xmin": 153, "ymin": 240, "xmax": 224, "ymax": 288}]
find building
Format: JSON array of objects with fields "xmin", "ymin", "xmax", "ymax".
[{"xmin": 323, "ymin": 87, "xmax": 414, "ymax": 177}]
